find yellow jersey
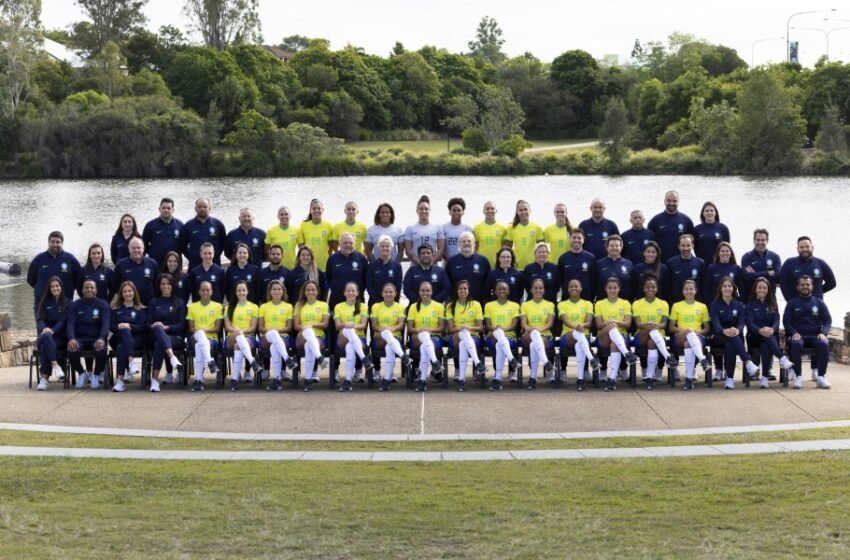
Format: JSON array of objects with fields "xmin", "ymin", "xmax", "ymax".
[
  {"xmin": 445, "ymin": 300, "xmax": 483, "ymax": 332},
  {"xmin": 406, "ymin": 300, "xmax": 444, "ymax": 330},
  {"xmin": 484, "ymin": 300, "xmax": 520, "ymax": 336},
  {"xmin": 544, "ymin": 223, "xmax": 571, "ymax": 264},
  {"xmin": 505, "ymin": 222, "xmax": 544, "ymax": 268},
  {"xmin": 594, "ymin": 298, "xmax": 632, "ymax": 335},
  {"xmin": 521, "ymin": 299, "xmax": 555, "ymax": 336},
  {"xmin": 333, "ymin": 301, "xmax": 367, "ymax": 336},
  {"xmin": 370, "ymin": 301, "xmax": 406, "ymax": 330},
  {"xmin": 332, "ymin": 221, "xmax": 368, "ymax": 253},
  {"xmin": 473, "ymin": 221, "xmax": 507, "ymax": 267},
  {"xmin": 225, "ymin": 301, "xmax": 259, "ymax": 331},
  {"xmin": 259, "ymin": 300, "xmax": 293, "ymax": 332},
  {"xmin": 632, "ymin": 297, "xmax": 670, "ymax": 336},
  {"xmin": 670, "ymin": 300, "xmax": 709, "ymax": 331},
  {"xmin": 265, "ymin": 224, "xmax": 300, "ymax": 269},
  {"xmin": 298, "ymin": 220, "xmax": 334, "ymax": 271},
  {"xmin": 187, "ymin": 301, "xmax": 223, "ymax": 341},
  {"xmin": 557, "ymin": 299, "xmax": 593, "ymax": 334},
  {"xmin": 296, "ymin": 300, "xmax": 330, "ymax": 337}
]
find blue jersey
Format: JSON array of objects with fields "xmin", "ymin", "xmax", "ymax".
[
  {"xmin": 693, "ymin": 222, "xmax": 730, "ymax": 263},
  {"xmin": 667, "ymin": 255, "xmax": 706, "ymax": 303},
  {"xmin": 142, "ymin": 216, "xmax": 184, "ymax": 266},
  {"xmin": 79, "ymin": 264, "xmax": 113, "ymax": 302},
  {"xmin": 260, "ymin": 265, "xmax": 290, "ymax": 301},
  {"xmin": 596, "ymin": 256, "xmax": 634, "ymax": 301},
  {"xmin": 485, "ymin": 267, "xmax": 524, "ymax": 304},
  {"xmin": 523, "ymin": 261, "xmax": 559, "ymax": 303},
  {"xmin": 110, "ymin": 233, "xmax": 134, "ymax": 266},
  {"xmin": 631, "ymin": 261, "xmax": 669, "ymax": 301},
  {"xmin": 448, "ymin": 253, "xmax": 491, "ymax": 303},
  {"xmin": 225, "ymin": 263, "xmax": 263, "ymax": 305},
  {"xmin": 705, "ymin": 262, "xmax": 743, "ymax": 302},
  {"xmin": 111, "ymin": 305, "xmax": 147, "ymax": 338},
  {"xmin": 710, "ymin": 298, "xmax": 746, "ymax": 333},
  {"xmin": 779, "ymin": 257, "xmax": 836, "ymax": 302},
  {"xmin": 740, "ymin": 249, "xmax": 781, "ymax": 302},
  {"xmin": 113, "ymin": 256, "xmax": 159, "ymax": 305},
  {"xmin": 180, "ymin": 217, "xmax": 227, "ymax": 271},
  {"xmin": 621, "ymin": 228, "xmax": 655, "ymax": 264},
  {"xmin": 367, "ymin": 258, "xmax": 402, "ymax": 305},
  {"xmin": 577, "ymin": 218, "xmax": 620, "ymax": 260},
  {"xmin": 146, "ymin": 297, "xmax": 186, "ymax": 337},
  {"xmin": 286, "ymin": 266, "xmax": 327, "ymax": 305},
  {"xmin": 783, "ymin": 295, "xmax": 831, "ymax": 337},
  {"xmin": 160, "ymin": 271, "xmax": 189, "ymax": 304},
  {"xmin": 27, "ymin": 250, "xmax": 81, "ymax": 305},
  {"xmin": 745, "ymin": 299, "xmax": 779, "ymax": 334},
  {"xmin": 187, "ymin": 263, "xmax": 225, "ymax": 303},
  {"xmin": 558, "ymin": 250, "xmax": 596, "ymax": 302},
  {"xmin": 67, "ymin": 297, "xmax": 111, "ymax": 341},
  {"xmin": 403, "ymin": 264, "xmax": 450, "ymax": 303},
  {"xmin": 225, "ymin": 226, "xmax": 266, "ymax": 266},
  {"xmin": 326, "ymin": 251, "xmax": 369, "ymax": 308},
  {"xmin": 36, "ymin": 297, "xmax": 68, "ymax": 339},
  {"xmin": 647, "ymin": 211, "xmax": 694, "ymax": 264}
]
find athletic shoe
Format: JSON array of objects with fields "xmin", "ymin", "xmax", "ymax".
[
  {"xmin": 208, "ymin": 360, "xmax": 220, "ymax": 376},
  {"xmin": 527, "ymin": 378, "xmax": 537, "ymax": 390},
  {"xmin": 75, "ymin": 372, "xmax": 88, "ymax": 389},
  {"xmin": 646, "ymin": 378, "xmax": 654, "ymax": 391},
  {"xmin": 339, "ymin": 380, "xmax": 353, "ymax": 392},
  {"xmin": 779, "ymin": 356, "xmax": 793, "ymax": 370},
  {"xmin": 415, "ymin": 380, "xmax": 427, "ymax": 392},
  {"xmin": 699, "ymin": 358, "xmax": 713, "ymax": 378},
  {"xmin": 725, "ymin": 378, "xmax": 735, "ymax": 390},
  {"xmin": 760, "ymin": 376, "xmax": 769, "ymax": 389},
  {"xmin": 793, "ymin": 375, "xmax": 803, "ymax": 389},
  {"xmin": 508, "ymin": 375, "xmax": 517, "ymax": 383},
  {"xmin": 284, "ymin": 356, "xmax": 297, "ymax": 370},
  {"xmin": 431, "ymin": 360, "xmax": 444, "ymax": 378},
  {"xmin": 317, "ymin": 356, "xmax": 327, "ymax": 370},
  {"xmin": 191, "ymin": 379, "xmax": 204, "ymax": 392},
  {"xmin": 543, "ymin": 361, "xmax": 555, "ymax": 378},
  {"xmin": 90, "ymin": 374, "xmax": 101, "ymax": 390},
  {"xmin": 684, "ymin": 378, "xmax": 694, "ymax": 391},
  {"xmin": 654, "ymin": 369, "xmax": 664, "ymax": 381},
  {"xmin": 243, "ymin": 373, "xmax": 253, "ymax": 384},
  {"xmin": 150, "ymin": 378, "xmax": 161, "ymax": 393},
  {"xmin": 768, "ymin": 373, "xmax": 777, "ymax": 381},
  {"xmin": 547, "ymin": 370, "xmax": 555, "ymax": 383},
  {"xmin": 624, "ymin": 352, "xmax": 638, "ymax": 365},
  {"xmin": 713, "ymin": 370, "xmax": 724, "ymax": 382},
  {"xmin": 125, "ymin": 361, "xmax": 137, "ymax": 382},
  {"xmin": 475, "ymin": 361, "xmax": 487, "ymax": 377},
  {"xmin": 303, "ymin": 379, "xmax": 312, "ymax": 392},
  {"xmin": 261, "ymin": 368, "xmax": 270, "ymax": 381},
  {"xmin": 816, "ymin": 376, "xmax": 831, "ymax": 389},
  {"xmin": 252, "ymin": 359, "xmax": 265, "ymax": 377},
  {"xmin": 37, "ymin": 378, "xmax": 48, "ymax": 391},
  {"xmin": 362, "ymin": 356, "xmax": 374, "ymax": 375},
  {"xmin": 589, "ymin": 356, "xmax": 600, "ymax": 373},
  {"xmin": 619, "ymin": 368, "xmax": 630, "ymax": 381},
  {"xmin": 401, "ymin": 355, "xmax": 412, "ymax": 368},
  {"xmin": 605, "ymin": 379, "xmax": 616, "ymax": 392},
  {"xmin": 576, "ymin": 379, "xmax": 585, "ymax": 392},
  {"xmin": 51, "ymin": 364, "xmax": 65, "ymax": 381},
  {"xmin": 163, "ymin": 373, "xmax": 174, "ymax": 385},
  {"xmin": 490, "ymin": 379, "xmax": 503, "ymax": 391},
  {"xmin": 665, "ymin": 355, "xmax": 678, "ymax": 368},
  {"xmin": 230, "ymin": 379, "xmax": 239, "ymax": 391},
  {"xmin": 372, "ymin": 372, "xmax": 380, "ymax": 383},
  {"xmin": 457, "ymin": 380, "xmax": 465, "ymax": 392},
  {"xmin": 112, "ymin": 379, "xmax": 125, "ymax": 393},
  {"xmin": 641, "ymin": 369, "xmax": 649, "ymax": 382},
  {"xmin": 268, "ymin": 378, "xmax": 283, "ymax": 391},
  {"xmin": 508, "ymin": 358, "xmax": 519, "ymax": 373},
  {"xmin": 379, "ymin": 379, "xmax": 390, "ymax": 391}
]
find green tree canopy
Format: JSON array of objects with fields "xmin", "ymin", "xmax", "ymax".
[{"xmin": 468, "ymin": 16, "xmax": 506, "ymax": 65}]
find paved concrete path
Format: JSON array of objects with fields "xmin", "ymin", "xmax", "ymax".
[{"xmin": 3, "ymin": 363, "xmax": 848, "ymax": 436}]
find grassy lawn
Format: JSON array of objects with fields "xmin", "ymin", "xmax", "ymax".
[
  {"xmin": 2, "ymin": 426, "xmax": 850, "ymax": 453},
  {"xmin": 347, "ymin": 138, "xmax": 596, "ymax": 154},
  {"xmin": 1, "ymin": 452, "xmax": 849, "ymax": 558}
]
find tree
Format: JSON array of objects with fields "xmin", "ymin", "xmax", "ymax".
[
  {"xmin": 477, "ymin": 86, "xmax": 525, "ymax": 152},
  {"xmin": 230, "ymin": 44, "xmax": 300, "ymax": 124},
  {"xmin": 75, "ymin": 0, "xmax": 147, "ymax": 53},
  {"xmin": 497, "ymin": 54, "xmax": 576, "ymax": 137},
  {"xmin": 384, "ymin": 51, "xmax": 440, "ymax": 129},
  {"xmin": 599, "ymin": 97, "xmax": 628, "ymax": 164},
  {"xmin": 815, "ymin": 103, "xmax": 848, "ymax": 155},
  {"xmin": 691, "ymin": 98, "xmax": 738, "ymax": 164},
  {"xmin": 183, "ymin": 0, "xmax": 261, "ymax": 51},
  {"xmin": 467, "ymin": 15, "xmax": 506, "ymax": 65},
  {"xmin": 332, "ymin": 46, "xmax": 392, "ymax": 130},
  {"xmin": 736, "ymin": 70, "xmax": 805, "ymax": 173},
  {"xmin": 550, "ymin": 49, "xmax": 602, "ymax": 130},
  {"xmin": 88, "ymin": 40, "xmax": 128, "ymax": 96},
  {"xmin": 278, "ymin": 34, "xmax": 309, "ymax": 52},
  {"xmin": 319, "ymin": 90, "xmax": 362, "ymax": 140},
  {"xmin": 636, "ymin": 78, "xmax": 666, "ymax": 147},
  {"xmin": 0, "ymin": 0, "xmax": 42, "ymax": 116}
]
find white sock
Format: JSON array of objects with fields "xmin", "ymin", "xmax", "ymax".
[
  {"xmin": 458, "ymin": 340, "xmax": 469, "ymax": 381},
  {"xmin": 235, "ymin": 334, "xmax": 255, "ymax": 364},
  {"xmin": 494, "ymin": 349, "xmax": 505, "ymax": 380},
  {"xmin": 383, "ymin": 344, "xmax": 396, "ymax": 381},
  {"xmin": 417, "ymin": 331, "xmax": 437, "ymax": 363},
  {"xmin": 493, "ymin": 328, "xmax": 515, "ymax": 361},
  {"xmin": 193, "ymin": 356, "xmax": 205, "ymax": 381},
  {"xmin": 609, "ymin": 329, "xmax": 630, "ymax": 355},
  {"xmin": 684, "ymin": 348, "xmax": 696, "ymax": 379},
  {"xmin": 459, "ymin": 330, "xmax": 480, "ymax": 365},
  {"xmin": 303, "ymin": 328, "xmax": 320, "ymax": 380},
  {"xmin": 530, "ymin": 330, "xmax": 549, "ymax": 365},
  {"xmin": 194, "ymin": 331, "xmax": 212, "ymax": 363},
  {"xmin": 649, "ymin": 330, "xmax": 670, "ymax": 359},
  {"xmin": 419, "ymin": 353, "xmax": 429, "ymax": 381},
  {"xmin": 575, "ymin": 345, "xmax": 587, "ymax": 380},
  {"xmin": 685, "ymin": 332, "xmax": 705, "ymax": 361},
  {"xmin": 345, "ymin": 343, "xmax": 356, "ymax": 381},
  {"xmin": 266, "ymin": 330, "xmax": 290, "ymax": 360},
  {"xmin": 343, "ymin": 327, "xmax": 365, "ymax": 359},
  {"xmin": 232, "ymin": 350, "xmax": 244, "ymax": 381},
  {"xmin": 609, "ymin": 352, "xmax": 622, "ymax": 378},
  {"xmin": 647, "ymin": 349, "xmax": 659, "ymax": 378},
  {"xmin": 381, "ymin": 329, "xmax": 404, "ymax": 356},
  {"xmin": 573, "ymin": 331, "xmax": 592, "ymax": 360}
]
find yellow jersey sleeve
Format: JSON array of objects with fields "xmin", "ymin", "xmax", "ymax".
[
  {"xmin": 259, "ymin": 301, "xmax": 293, "ymax": 331},
  {"xmin": 445, "ymin": 301, "xmax": 483, "ymax": 329},
  {"xmin": 297, "ymin": 301, "xmax": 329, "ymax": 337},
  {"xmin": 187, "ymin": 301, "xmax": 223, "ymax": 341},
  {"xmin": 544, "ymin": 224, "xmax": 570, "ymax": 264},
  {"xmin": 332, "ymin": 221, "xmax": 368, "ymax": 251},
  {"xmin": 521, "ymin": 299, "xmax": 555, "ymax": 336},
  {"xmin": 371, "ymin": 302, "xmax": 404, "ymax": 329},
  {"xmin": 473, "ymin": 221, "xmax": 507, "ymax": 267},
  {"xmin": 557, "ymin": 299, "xmax": 593, "ymax": 333}
]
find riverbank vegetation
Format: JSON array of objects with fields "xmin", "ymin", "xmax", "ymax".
[{"xmin": 2, "ymin": 2, "xmax": 850, "ymax": 177}]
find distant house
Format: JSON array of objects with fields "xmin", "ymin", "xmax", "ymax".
[
  {"xmin": 40, "ymin": 37, "xmax": 86, "ymax": 69},
  {"xmin": 262, "ymin": 46, "xmax": 295, "ymax": 63}
]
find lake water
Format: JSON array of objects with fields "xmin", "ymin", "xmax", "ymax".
[{"xmin": 1, "ymin": 175, "xmax": 847, "ymax": 331}]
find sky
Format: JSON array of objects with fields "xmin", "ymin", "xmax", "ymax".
[{"xmin": 40, "ymin": 0, "xmax": 850, "ymax": 67}]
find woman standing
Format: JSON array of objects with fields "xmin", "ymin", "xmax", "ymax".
[
  {"xmin": 110, "ymin": 213, "xmax": 141, "ymax": 265},
  {"xmin": 504, "ymin": 200, "xmax": 543, "ymax": 269},
  {"xmin": 485, "ymin": 247, "xmax": 524, "ymax": 304},
  {"xmin": 159, "ymin": 251, "xmax": 189, "ymax": 303},
  {"xmin": 299, "ymin": 199, "xmax": 334, "ymax": 272},
  {"xmin": 404, "ymin": 195, "xmax": 445, "ymax": 264},
  {"xmin": 364, "ymin": 203, "xmax": 404, "ymax": 261},
  {"xmin": 523, "ymin": 242, "xmax": 559, "ymax": 303},
  {"xmin": 694, "ymin": 201, "xmax": 730, "ymax": 263},
  {"xmin": 631, "ymin": 241, "xmax": 669, "ymax": 301},
  {"xmin": 287, "ymin": 246, "xmax": 327, "ymax": 305},
  {"xmin": 79, "ymin": 243, "xmax": 113, "ymax": 302}
]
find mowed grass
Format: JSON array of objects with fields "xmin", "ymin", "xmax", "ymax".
[
  {"xmin": 347, "ymin": 138, "xmax": 596, "ymax": 154},
  {"xmin": 3, "ymin": 426, "xmax": 850, "ymax": 453},
  {"xmin": 1, "ymin": 453, "xmax": 849, "ymax": 559}
]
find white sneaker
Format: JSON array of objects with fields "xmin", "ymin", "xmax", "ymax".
[
  {"xmin": 779, "ymin": 356, "xmax": 793, "ymax": 370},
  {"xmin": 163, "ymin": 373, "xmax": 174, "ymax": 385},
  {"xmin": 52, "ymin": 364, "xmax": 65, "ymax": 381},
  {"xmin": 243, "ymin": 374, "xmax": 253, "ymax": 384},
  {"xmin": 725, "ymin": 377, "xmax": 735, "ymax": 390},
  {"xmin": 793, "ymin": 375, "xmax": 803, "ymax": 389},
  {"xmin": 37, "ymin": 378, "xmax": 48, "ymax": 391},
  {"xmin": 124, "ymin": 372, "xmax": 135, "ymax": 383},
  {"xmin": 713, "ymin": 370, "xmax": 724, "ymax": 382},
  {"xmin": 654, "ymin": 369, "xmax": 664, "ymax": 381},
  {"xmin": 113, "ymin": 378, "xmax": 125, "ymax": 392},
  {"xmin": 760, "ymin": 376, "xmax": 769, "ymax": 389},
  {"xmin": 90, "ymin": 374, "xmax": 101, "ymax": 390},
  {"xmin": 816, "ymin": 376, "xmax": 831, "ymax": 390},
  {"xmin": 75, "ymin": 372, "xmax": 88, "ymax": 389},
  {"xmin": 150, "ymin": 379, "xmax": 160, "ymax": 393},
  {"xmin": 745, "ymin": 361, "xmax": 760, "ymax": 377}
]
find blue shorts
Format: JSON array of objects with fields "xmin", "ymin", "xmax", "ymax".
[
  {"xmin": 448, "ymin": 335, "xmax": 482, "ymax": 352},
  {"xmin": 409, "ymin": 334, "xmax": 443, "ymax": 352},
  {"xmin": 671, "ymin": 334, "xmax": 706, "ymax": 351},
  {"xmin": 486, "ymin": 336, "xmax": 517, "ymax": 352},
  {"xmin": 371, "ymin": 335, "xmax": 402, "ymax": 352},
  {"xmin": 224, "ymin": 336, "xmax": 258, "ymax": 351},
  {"xmin": 521, "ymin": 335, "xmax": 553, "ymax": 350}
]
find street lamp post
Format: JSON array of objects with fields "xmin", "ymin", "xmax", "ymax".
[
  {"xmin": 787, "ymin": 8, "xmax": 837, "ymax": 62},
  {"xmin": 751, "ymin": 36, "xmax": 785, "ymax": 67},
  {"xmin": 791, "ymin": 26, "xmax": 850, "ymax": 61}
]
